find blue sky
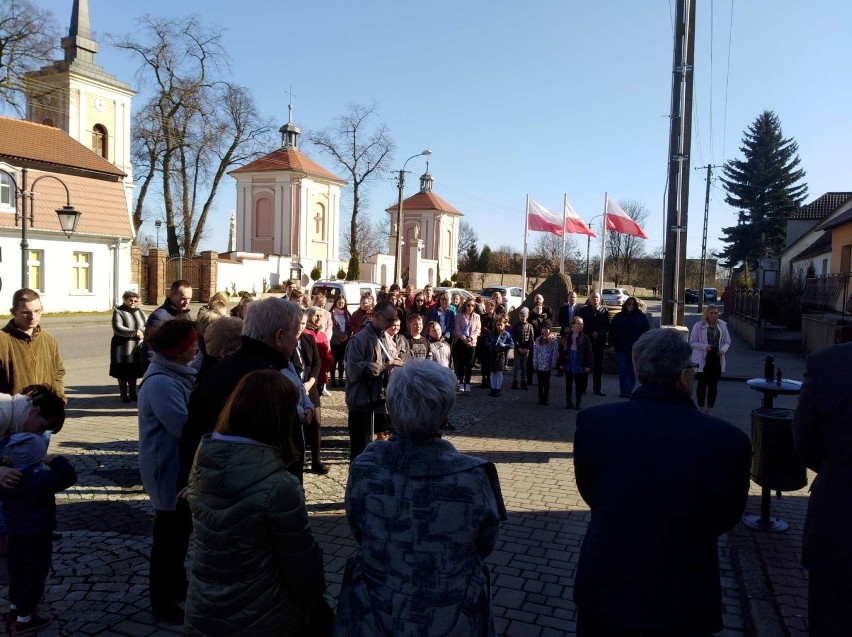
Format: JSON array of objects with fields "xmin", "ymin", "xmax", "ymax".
[{"xmin": 44, "ymin": 1, "xmax": 852, "ymax": 260}]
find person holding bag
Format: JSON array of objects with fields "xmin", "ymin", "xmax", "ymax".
[{"xmin": 689, "ymin": 304, "xmax": 731, "ymax": 416}]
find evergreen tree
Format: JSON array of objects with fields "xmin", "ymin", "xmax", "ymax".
[
  {"xmin": 719, "ymin": 110, "xmax": 807, "ymax": 268},
  {"xmin": 476, "ymin": 245, "xmax": 494, "ymax": 272}
]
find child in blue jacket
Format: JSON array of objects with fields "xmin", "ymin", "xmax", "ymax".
[
  {"xmin": 0, "ymin": 432, "xmax": 77, "ymax": 634},
  {"xmin": 486, "ymin": 315, "xmax": 515, "ymax": 397}
]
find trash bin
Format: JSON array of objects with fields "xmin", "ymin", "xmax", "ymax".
[{"xmin": 750, "ymin": 407, "xmax": 807, "ymax": 491}]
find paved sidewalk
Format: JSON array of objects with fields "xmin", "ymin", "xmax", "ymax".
[{"xmin": 0, "ymin": 317, "xmax": 814, "ymax": 636}]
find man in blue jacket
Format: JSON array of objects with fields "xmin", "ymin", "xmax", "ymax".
[{"xmin": 573, "ymin": 328, "xmax": 750, "ymax": 636}]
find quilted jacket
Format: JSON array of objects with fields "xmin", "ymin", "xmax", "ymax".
[{"xmin": 185, "ymin": 435, "xmax": 326, "ymax": 636}]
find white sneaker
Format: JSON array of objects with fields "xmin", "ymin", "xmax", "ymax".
[
  {"xmin": 321, "ymin": 386, "xmax": 331, "ymax": 397},
  {"xmin": 464, "ymin": 384, "xmax": 471, "ymax": 394}
]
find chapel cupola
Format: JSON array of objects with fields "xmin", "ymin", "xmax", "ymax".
[
  {"xmin": 419, "ymin": 163, "xmax": 434, "ymax": 193},
  {"xmin": 61, "ymin": 0, "xmax": 99, "ymax": 65},
  {"xmin": 279, "ymin": 103, "xmax": 301, "ymax": 149}
]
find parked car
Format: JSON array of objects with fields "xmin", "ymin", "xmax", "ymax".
[
  {"xmin": 309, "ymin": 280, "xmax": 382, "ymax": 313},
  {"xmin": 601, "ymin": 287, "xmax": 630, "ymax": 307},
  {"xmin": 433, "ymin": 287, "xmax": 475, "ymax": 303},
  {"xmin": 684, "ymin": 288, "xmax": 717, "ymax": 303},
  {"xmin": 481, "ymin": 286, "xmax": 525, "ymax": 312}
]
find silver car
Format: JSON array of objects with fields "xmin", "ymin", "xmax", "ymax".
[{"xmin": 601, "ymin": 288, "xmax": 630, "ymax": 307}]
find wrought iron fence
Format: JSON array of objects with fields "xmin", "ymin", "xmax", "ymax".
[
  {"xmin": 801, "ymin": 272, "xmax": 852, "ymax": 322},
  {"xmin": 732, "ymin": 287, "xmax": 762, "ymax": 324}
]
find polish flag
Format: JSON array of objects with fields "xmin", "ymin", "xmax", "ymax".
[
  {"xmin": 527, "ymin": 198, "xmax": 564, "ymax": 236},
  {"xmin": 564, "ymin": 200, "xmax": 596, "ymax": 237},
  {"xmin": 605, "ymin": 198, "xmax": 648, "ymax": 238}
]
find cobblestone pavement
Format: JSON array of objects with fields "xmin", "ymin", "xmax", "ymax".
[{"xmin": 0, "ymin": 317, "xmax": 812, "ymax": 636}]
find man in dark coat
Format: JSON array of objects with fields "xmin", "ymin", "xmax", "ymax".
[
  {"xmin": 141, "ymin": 280, "xmax": 193, "ymax": 369},
  {"xmin": 793, "ymin": 341, "xmax": 852, "ymax": 636},
  {"xmin": 179, "ymin": 297, "xmax": 310, "ymax": 487},
  {"xmin": 578, "ymin": 291, "xmax": 610, "ymax": 395},
  {"xmin": 573, "ymin": 328, "xmax": 750, "ymax": 637}
]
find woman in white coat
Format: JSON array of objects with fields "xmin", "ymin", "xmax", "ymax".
[{"xmin": 689, "ymin": 304, "xmax": 731, "ymax": 415}]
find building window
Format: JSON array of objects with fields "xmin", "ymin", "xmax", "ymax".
[
  {"xmin": 444, "ymin": 228, "xmax": 452, "ymax": 257},
  {"xmin": 72, "ymin": 252, "xmax": 91, "ymax": 291},
  {"xmin": 92, "ymin": 124, "xmax": 108, "ymax": 159},
  {"xmin": 28, "ymin": 250, "xmax": 44, "ymax": 292},
  {"xmin": 0, "ymin": 172, "xmax": 12, "ymax": 209}
]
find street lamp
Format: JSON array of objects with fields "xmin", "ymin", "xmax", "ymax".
[
  {"xmin": 394, "ymin": 149, "xmax": 432, "ymax": 286},
  {"xmin": 0, "ymin": 167, "xmax": 82, "ymax": 288},
  {"xmin": 154, "ymin": 220, "xmax": 162, "ymax": 249},
  {"xmin": 585, "ymin": 214, "xmax": 604, "ymax": 293}
]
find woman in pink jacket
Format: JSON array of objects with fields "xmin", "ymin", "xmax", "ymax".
[
  {"xmin": 451, "ymin": 301, "xmax": 481, "ymax": 394},
  {"xmin": 689, "ymin": 305, "xmax": 731, "ymax": 415}
]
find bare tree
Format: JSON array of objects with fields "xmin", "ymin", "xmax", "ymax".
[
  {"xmin": 0, "ymin": 0, "xmax": 58, "ymax": 114},
  {"xmin": 492, "ymin": 245, "xmax": 518, "ymax": 284},
  {"xmin": 113, "ymin": 16, "xmax": 275, "ymax": 256},
  {"xmin": 340, "ymin": 214, "xmax": 387, "ymax": 262},
  {"xmin": 457, "ymin": 220, "xmax": 479, "ymax": 270},
  {"xmin": 605, "ymin": 199, "xmax": 649, "ymax": 286},
  {"xmin": 529, "ymin": 233, "xmax": 582, "ymax": 276},
  {"xmin": 307, "ymin": 103, "xmax": 395, "ymax": 277}
]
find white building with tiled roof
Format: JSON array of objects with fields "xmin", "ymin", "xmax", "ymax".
[
  {"xmin": 379, "ymin": 168, "xmax": 463, "ymax": 287},
  {"xmin": 0, "ymin": 0, "xmax": 135, "ymax": 312},
  {"xmin": 226, "ymin": 108, "xmax": 347, "ymax": 285},
  {"xmin": 781, "ymin": 192, "xmax": 852, "ymax": 277}
]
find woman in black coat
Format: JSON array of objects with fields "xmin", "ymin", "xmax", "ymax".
[{"xmin": 109, "ymin": 290, "xmax": 147, "ymax": 402}]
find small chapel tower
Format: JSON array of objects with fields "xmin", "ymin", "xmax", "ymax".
[
  {"xmin": 385, "ymin": 165, "xmax": 463, "ymax": 285},
  {"xmin": 228, "ymin": 103, "xmax": 347, "ymax": 281},
  {"xmin": 24, "ymin": 0, "xmax": 136, "ymax": 211}
]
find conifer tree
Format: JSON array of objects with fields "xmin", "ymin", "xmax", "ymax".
[{"xmin": 719, "ymin": 110, "xmax": 807, "ymax": 268}]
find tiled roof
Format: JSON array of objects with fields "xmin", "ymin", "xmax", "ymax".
[
  {"xmin": 789, "ymin": 192, "xmax": 852, "ymax": 220},
  {"xmin": 229, "ymin": 147, "xmax": 346, "ymax": 184},
  {"xmin": 0, "ymin": 116, "xmax": 125, "ymax": 177},
  {"xmin": 819, "ymin": 207, "xmax": 852, "ymax": 232},
  {"xmin": 385, "ymin": 191, "xmax": 463, "ymax": 215},
  {"xmin": 0, "ymin": 167, "xmax": 132, "ymax": 238},
  {"xmin": 789, "ymin": 232, "xmax": 832, "ymax": 263}
]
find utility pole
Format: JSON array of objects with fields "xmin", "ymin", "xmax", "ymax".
[
  {"xmin": 696, "ymin": 164, "xmax": 723, "ymax": 312},
  {"xmin": 661, "ymin": 0, "xmax": 696, "ymax": 326}
]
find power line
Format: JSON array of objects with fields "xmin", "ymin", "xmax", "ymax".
[
  {"xmin": 709, "ymin": 0, "xmax": 715, "ymax": 164},
  {"xmin": 721, "ymin": 0, "xmax": 735, "ymax": 163}
]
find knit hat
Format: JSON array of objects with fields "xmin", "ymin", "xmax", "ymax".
[
  {"xmin": 540, "ymin": 320, "xmax": 553, "ymax": 331},
  {"xmin": 7, "ymin": 432, "xmax": 47, "ymax": 470},
  {"xmin": 519, "ymin": 307, "xmax": 530, "ymax": 318}
]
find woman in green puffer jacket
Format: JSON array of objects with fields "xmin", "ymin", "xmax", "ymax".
[{"xmin": 185, "ymin": 370, "xmax": 326, "ymax": 636}]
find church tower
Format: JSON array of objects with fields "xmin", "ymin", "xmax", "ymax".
[{"xmin": 25, "ymin": 0, "xmax": 135, "ymax": 211}]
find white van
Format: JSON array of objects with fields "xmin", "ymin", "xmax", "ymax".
[{"xmin": 309, "ymin": 280, "xmax": 382, "ymax": 313}]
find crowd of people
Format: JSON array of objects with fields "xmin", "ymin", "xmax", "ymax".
[{"xmin": 3, "ymin": 279, "xmax": 851, "ymax": 636}]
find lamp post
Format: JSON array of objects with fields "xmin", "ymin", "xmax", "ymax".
[
  {"xmin": 154, "ymin": 219, "xmax": 162, "ymax": 249},
  {"xmin": 0, "ymin": 167, "xmax": 82, "ymax": 288},
  {"xmin": 394, "ymin": 149, "xmax": 432, "ymax": 286},
  {"xmin": 585, "ymin": 214, "xmax": 604, "ymax": 294}
]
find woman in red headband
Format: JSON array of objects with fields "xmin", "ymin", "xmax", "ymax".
[{"xmin": 137, "ymin": 320, "xmax": 198, "ymax": 624}]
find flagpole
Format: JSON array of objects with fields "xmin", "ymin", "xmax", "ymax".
[
  {"xmin": 598, "ymin": 193, "xmax": 607, "ymax": 292},
  {"xmin": 522, "ymin": 195, "xmax": 529, "ymax": 296},
  {"xmin": 560, "ymin": 194, "xmax": 567, "ymax": 275}
]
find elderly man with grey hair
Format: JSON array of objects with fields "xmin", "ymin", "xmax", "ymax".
[
  {"xmin": 180, "ymin": 297, "xmax": 313, "ymax": 488},
  {"xmin": 335, "ymin": 359, "xmax": 507, "ymax": 636},
  {"xmin": 573, "ymin": 328, "xmax": 750, "ymax": 637}
]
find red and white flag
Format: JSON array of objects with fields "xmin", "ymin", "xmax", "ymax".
[
  {"xmin": 564, "ymin": 200, "xmax": 596, "ymax": 237},
  {"xmin": 527, "ymin": 198, "xmax": 564, "ymax": 236},
  {"xmin": 605, "ymin": 198, "xmax": 648, "ymax": 238}
]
